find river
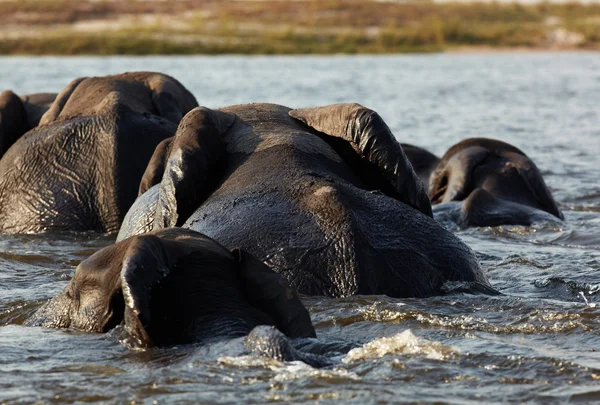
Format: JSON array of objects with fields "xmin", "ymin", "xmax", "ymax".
[{"xmin": 1, "ymin": 53, "xmax": 599, "ymax": 404}]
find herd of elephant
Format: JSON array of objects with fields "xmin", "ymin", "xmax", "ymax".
[{"xmin": 0, "ymin": 72, "xmax": 563, "ymax": 367}]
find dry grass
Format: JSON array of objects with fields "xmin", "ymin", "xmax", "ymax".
[{"xmin": 0, "ymin": 0, "xmax": 598, "ymax": 54}]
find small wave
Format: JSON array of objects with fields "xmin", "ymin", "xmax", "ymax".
[
  {"xmin": 493, "ymin": 255, "xmax": 552, "ymax": 270},
  {"xmin": 440, "ymin": 281, "xmax": 502, "ymax": 295},
  {"xmin": 218, "ymin": 355, "xmax": 283, "ymax": 369},
  {"xmin": 0, "ymin": 300, "xmax": 43, "ymax": 326},
  {"xmin": 416, "ymin": 312, "xmax": 583, "ymax": 334},
  {"xmin": 533, "ymin": 277, "xmax": 600, "ymax": 297},
  {"xmin": 218, "ymin": 355, "xmax": 360, "ymax": 381},
  {"xmin": 567, "ymin": 205, "xmax": 600, "ymax": 213},
  {"xmin": 483, "ymin": 220, "xmax": 600, "ymax": 249},
  {"xmin": 357, "ymin": 299, "xmax": 586, "ymax": 335},
  {"xmin": 342, "ymin": 330, "xmax": 454, "ymax": 363}
]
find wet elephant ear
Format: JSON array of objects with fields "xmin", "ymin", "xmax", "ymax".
[
  {"xmin": 289, "ymin": 103, "xmax": 432, "ymax": 218},
  {"xmin": 502, "ymin": 151, "xmax": 564, "ymax": 220},
  {"xmin": 459, "ymin": 187, "xmax": 535, "ymax": 227},
  {"xmin": 138, "ymin": 137, "xmax": 173, "ymax": 196},
  {"xmin": 429, "ymin": 146, "xmax": 490, "ymax": 204},
  {"xmin": 120, "ymin": 233, "xmax": 184, "ymax": 348},
  {"xmin": 146, "ymin": 74, "xmax": 198, "ymax": 125},
  {"xmin": 232, "ymin": 248, "xmax": 316, "ymax": 339},
  {"xmin": 0, "ymin": 90, "xmax": 27, "ymax": 158},
  {"xmin": 120, "ymin": 229, "xmax": 237, "ymax": 348},
  {"xmin": 154, "ymin": 107, "xmax": 236, "ymax": 229}
]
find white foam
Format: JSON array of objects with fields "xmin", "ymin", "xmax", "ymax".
[
  {"xmin": 342, "ymin": 329, "xmax": 455, "ymax": 363},
  {"xmin": 217, "ymin": 355, "xmax": 360, "ymax": 382}
]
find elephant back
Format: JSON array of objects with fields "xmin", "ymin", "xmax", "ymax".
[{"xmin": 0, "ymin": 101, "xmax": 176, "ymax": 233}]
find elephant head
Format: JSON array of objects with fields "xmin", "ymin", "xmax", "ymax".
[
  {"xmin": 429, "ymin": 137, "xmax": 563, "ymax": 226},
  {"xmin": 0, "ymin": 72, "xmax": 198, "ymax": 234},
  {"xmin": 40, "ymin": 72, "xmax": 198, "ymax": 126},
  {"xmin": 133, "ymin": 103, "xmax": 433, "ymax": 233},
  {"xmin": 26, "ymin": 228, "xmax": 315, "ymax": 348},
  {"xmin": 118, "ymin": 103, "xmax": 490, "ymax": 299}
]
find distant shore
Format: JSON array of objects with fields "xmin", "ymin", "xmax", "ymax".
[{"xmin": 0, "ymin": 0, "xmax": 598, "ymax": 55}]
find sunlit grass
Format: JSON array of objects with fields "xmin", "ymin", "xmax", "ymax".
[{"xmin": 0, "ymin": 0, "xmax": 598, "ymax": 54}]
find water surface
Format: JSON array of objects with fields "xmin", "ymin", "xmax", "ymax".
[{"xmin": 1, "ymin": 54, "xmax": 599, "ymax": 404}]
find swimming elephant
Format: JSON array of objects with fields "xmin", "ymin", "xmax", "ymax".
[
  {"xmin": 0, "ymin": 72, "xmax": 198, "ymax": 234},
  {"xmin": 400, "ymin": 143, "xmax": 440, "ymax": 189},
  {"xmin": 26, "ymin": 228, "xmax": 330, "ymax": 367},
  {"xmin": 429, "ymin": 138, "xmax": 564, "ymax": 227},
  {"xmin": 39, "ymin": 71, "xmax": 197, "ymax": 126},
  {"xmin": 0, "ymin": 91, "xmax": 56, "ymax": 157},
  {"xmin": 119, "ymin": 103, "xmax": 492, "ymax": 298}
]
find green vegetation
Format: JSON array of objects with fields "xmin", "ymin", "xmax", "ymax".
[{"xmin": 0, "ymin": 0, "xmax": 598, "ymax": 55}]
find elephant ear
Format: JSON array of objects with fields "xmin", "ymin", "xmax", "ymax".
[
  {"xmin": 39, "ymin": 77, "xmax": 87, "ymax": 125},
  {"xmin": 232, "ymin": 248, "xmax": 316, "ymax": 339},
  {"xmin": 429, "ymin": 146, "xmax": 489, "ymax": 204},
  {"xmin": 503, "ymin": 151, "xmax": 564, "ymax": 220},
  {"xmin": 151, "ymin": 90, "xmax": 185, "ymax": 125},
  {"xmin": 147, "ymin": 74, "xmax": 199, "ymax": 125},
  {"xmin": 460, "ymin": 188, "xmax": 535, "ymax": 227},
  {"xmin": 0, "ymin": 90, "xmax": 27, "ymax": 158},
  {"xmin": 120, "ymin": 233, "xmax": 186, "ymax": 348},
  {"xmin": 138, "ymin": 137, "xmax": 173, "ymax": 196},
  {"xmin": 154, "ymin": 107, "xmax": 235, "ymax": 229},
  {"xmin": 289, "ymin": 103, "xmax": 432, "ymax": 218}
]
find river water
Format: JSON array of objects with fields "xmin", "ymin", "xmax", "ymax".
[{"xmin": 0, "ymin": 54, "xmax": 599, "ymax": 404}]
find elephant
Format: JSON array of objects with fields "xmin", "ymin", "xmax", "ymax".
[
  {"xmin": 428, "ymin": 137, "xmax": 564, "ymax": 227},
  {"xmin": 400, "ymin": 143, "xmax": 440, "ymax": 189},
  {"xmin": 118, "ymin": 103, "xmax": 493, "ymax": 298},
  {"xmin": 21, "ymin": 92, "xmax": 57, "ymax": 130},
  {"xmin": 0, "ymin": 91, "xmax": 56, "ymax": 157},
  {"xmin": 0, "ymin": 72, "xmax": 198, "ymax": 234},
  {"xmin": 26, "ymin": 227, "xmax": 331, "ymax": 367}
]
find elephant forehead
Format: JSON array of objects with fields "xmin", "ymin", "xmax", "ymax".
[{"xmin": 224, "ymin": 130, "xmax": 342, "ymax": 162}]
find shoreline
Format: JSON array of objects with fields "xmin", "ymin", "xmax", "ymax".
[
  {"xmin": 0, "ymin": 46, "xmax": 596, "ymax": 57},
  {"xmin": 0, "ymin": 0, "xmax": 599, "ymax": 56}
]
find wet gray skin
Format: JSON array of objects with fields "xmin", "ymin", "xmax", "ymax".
[
  {"xmin": 0, "ymin": 72, "xmax": 198, "ymax": 234},
  {"xmin": 26, "ymin": 227, "xmax": 333, "ymax": 367},
  {"xmin": 119, "ymin": 103, "xmax": 492, "ymax": 298},
  {"xmin": 428, "ymin": 137, "xmax": 564, "ymax": 227},
  {"xmin": 2, "ymin": 54, "xmax": 600, "ymax": 404}
]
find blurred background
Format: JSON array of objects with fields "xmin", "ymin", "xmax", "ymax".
[
  {"xmin": 2, "ymin": 2, "xmax": 600, "ymax": 405},
  {"xmin": 1, "ymin": 0, "xmax": 599, "ymax": 55}
]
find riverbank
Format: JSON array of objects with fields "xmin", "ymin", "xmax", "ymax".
[{"xmin": 1, "ymin": 0, "xmax": 599, "ymax": 55}]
